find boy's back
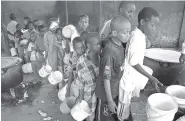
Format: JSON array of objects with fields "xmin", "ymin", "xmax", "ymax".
[{"xmin": 96, "ymin": 38, "xmax": 125, "ymax": 101}]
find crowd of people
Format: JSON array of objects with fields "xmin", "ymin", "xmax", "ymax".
[{"xmin": 4, "ymin": 1, "xmax": 185, "ymax": 121}]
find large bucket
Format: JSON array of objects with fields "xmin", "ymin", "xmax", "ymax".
[
  {"xmin": 10, "ymin": 48, "xmax": 17, "ymax": 57},
  {"xmin": 71, "ymin": 100, "xmax": 91, "ymax": 121},
  {"xmin": 60, "ymin": 96, "xmax": 76, "ymax": 114},
  {"xmin": 22, "ymin": 63, "xmax": 33, "ymax": 73},
  {"xmin": 165, "ymin": 85, "xmax": 185, "ymax": 108},
  {"xmin": 58, "ymin": 84, "xmax": 68, "ymax": 102},
  {"xmin": 38, "ymin": 65, "xmax": 52, "ymax": 77},
  {"xmin": 48, "ymin": 71, "xmax": 63, "ymax": 85},
  {"xmin": 146, "ymin": 93, "xmax": 178, "ymax": 121}
]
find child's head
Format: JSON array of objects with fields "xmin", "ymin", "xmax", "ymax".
[
  {"xmin": 56, "ymin": 27, "xmax": 63, "ymax": 40},
  {"xmin": 78, "ymin": 15, "xmax": 89, "ymax": 31},
  {"xmin": 30, "ymin": 31, "xmax": 37, "ymax": 42},
  {"xmin": 14, "ymin": 30, "xmax": 23, "ymax": 41},
  {"xmin": 85, "ymin": 32, "xmax": 101, "ymax": 53},
  {"xmin": 110, "ymin": 15, "xmax": 131, "ymax": 43},
  {"xmin": 28, "ymin": 21, "xmax": 35, "ymax": 31},
  {"xmin": 33, "ymin": 20, "xmax": 39, "ymax": 30},
  {"xmin": 38, "ymin": 25, "xmax": 46, "ymax": 37},
  {"xmin": 24, "ymin": 17, "xmax": 31, "ymax": 26},
  {"xmin": 119, "ymin": 1, "xmax": 136, "ymax": 21},
  {"xmin": 73, "ymin": 37, "xmax": 86, "ymax": 57},
  {"xmin": 10, "ymin": 13, "xmax": 16, "ymax": 21},
  {"xmin": 16, "ymin": 24, "xmax": 21, "ymax": 31},
  {"xmin": 138, "ymin": 7, "xmax": 160, "ymax": 37},
  {"xmin": 80, "ymin": 31, "xmax": 89, "ymax": 41}
]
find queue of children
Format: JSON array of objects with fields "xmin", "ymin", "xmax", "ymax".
[{"xmin": 5, "ymin": 1, "xmax": 168, "ymax": 121}]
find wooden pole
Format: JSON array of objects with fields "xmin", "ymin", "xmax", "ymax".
[{"xmin": 65, "ymin": 0, "xmax": 68, "ymax": 25}]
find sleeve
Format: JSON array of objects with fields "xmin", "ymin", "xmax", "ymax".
[
  {"xmin": 128, "ymin": 36, "xmax": 145, "ymax": 66},
  {"xmin": 182, "ymin": 40, "xmax": 185, "ymax": 54},
  {"xmin": 101, "ymin": 52, "xmax": 113, "ymax": 81},
  {"xmin": 100, "ymin": 20, "xmax": 111, "ymax": 39}
]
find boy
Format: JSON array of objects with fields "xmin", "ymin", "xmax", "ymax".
[
  {"xmin": 76, "ymin": 15, "xmax": 89, "ymax": 35},
  {"xmin": 65, "ymin": 36, "xmax": 86, "ymax": 96},
  {"xmin": 23, "ymin": 21, "xmax": 36, "ymax": 40},
  {"xmin": 100, "ymin": 1, "xmax": 136, "ymax": 41},
  {"xmin": 118, "ymin": 7, "xmax": 163, "ymax": 121},
  {"xmin": 71, "ymin": 33, "xmax": 101, "ymax": 121},
  {"xmin": 96, "ymin": 16, "xmax": 131, "ymax": 121},
  {"xmin": 23, "ymin": 17, "xmax": 31, "ymax": 30}
]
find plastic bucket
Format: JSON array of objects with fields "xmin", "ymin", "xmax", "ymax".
[
  {"xmin": 146, "ymin": 93, "xmax": 178, "ymax": 121},
  {"xmin": 60, "ymin": 96, "xmax": 76, "ymax": 114},
  {"xmin": 48, "ymin": 71, "xmax": 63, "ymax": 85},
  {"xmin": 165, "ymin": 85, "xmax": 185, "ymax": 108},
  {"xmin": 22, "ymin": 63, "xmax": 33, "ymax": 73},
  {"xmin": 58, "ymin": 84, "xmax": 68, "ymax": 102},
  {"xmin": 71, "ymin": 100, "xmax": 91, "ymax": 121},
  {"xmin": 38, "ymin": 65, "xmax": 52, "ymax": 77},
  {"xmin": 10, "ymin": 48, "xmax": 17, "ymax": 56},
  {"xmin": 62, "ymin": 26, "xmax": 72, "ymax": 38}
]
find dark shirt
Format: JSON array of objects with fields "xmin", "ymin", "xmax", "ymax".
[{"xmin": 96, "ymin": 38, "xmax": 125, "ymax": 101}]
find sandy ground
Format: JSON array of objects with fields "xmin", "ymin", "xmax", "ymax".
[{"xmin": 1, "ymin": 74, "xmax": 75, "ymax": 121}]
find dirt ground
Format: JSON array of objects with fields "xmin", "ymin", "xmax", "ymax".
[{"xmin": 1, "ymin": 74, "xmax": 75, "ymax": 121}]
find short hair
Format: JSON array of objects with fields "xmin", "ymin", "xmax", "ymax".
[
  {"xmin": 56, "ymin": 27, "xmax": 63, "ymax": 34},
  {"xmin": 38, "ymin": 25, "xmax": 45, "ymax": 31},
  {"xmin": 73, "ymin": 37, "xmax": 84, "ymax": 47},
  {"xmin": 119, "ymin": 1, "xmax": 134, "ymax": 10},
  {"xmin": 138, "ymin": 7, "xmax": 159, "ymax": 23},
  {"xmin": 10, "ymin": 13, "xmax": 16, "ymax": 20},
  {"xmin": 27, "ymin": 21, "xmax": 33, "ymax": 26},
  {"xmin": 14, "ymin": 30, "xmax": 23, "ymax": 37},
  {"xmin": 85, "ymin": 32, "xmax": 100, "ymax": 45},
  {"xmin": 16, "ymin": 24, "xmax": 20, "ymax": 29},
  {"xmin": 79, "ymin": 14, "xmax": 89, "ymax": 22},
  {"xmin": 24, "ymin": 17, "xmax": 31, "ymax": 20},
  {"xmin": 80, "ymin": 31, "xmax": 89, "ymax": 40}
]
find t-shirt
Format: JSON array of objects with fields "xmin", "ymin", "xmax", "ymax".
[
  {"xmin": 35, "ymin": 34, "xmax": 45, "ymax": 53},
  {"xmin": 96, "ymin": 38, "xmax": 125, "ymax": 101},
  {"xmin": 120, "ymin": 28, "xmax": 146, "ymax": 92},
  {"xmin": 7, "ymin": 20, "xmax": 18, "ymax": 41}
]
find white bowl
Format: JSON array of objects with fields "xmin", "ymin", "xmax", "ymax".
[{"xmin": 165, "ymin": 85, "xmax": 185, "ymax": 108}]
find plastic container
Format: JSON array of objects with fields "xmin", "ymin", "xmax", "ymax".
[
  {"xmin": 146, "ymin": 93, "xmax": 178, "ymax": 121},
  {"xmin": 38, "ymin": 65, "xmax": 52, "ymax": 77},
  {"xmin": 10, "ymin": 48, "xmax": 17, "ymax": 57},
  {"xmin": 165, "ymin": 85, "xmax": 185, "ymax": 108},
  {"xmin": 71, "ymin": 100, "xmax": 91, "ymax": 121},
  {"xmin": 22, "ymin": 63, "xmax": 33, "ymax": 73},
  {"xmin": 58, "ymin": 84, "xmax": 68, "ymax": 102},
  {"xmin": 60, "ymin": 96, "xmax": 76, "ymax": 114},
  {"xmin": 48, "ymin": 71, "xmax": 63, "ymax": 85},
  {"xmin": 62, "ymin": 26, "xmax": 72, "ymax": 38}
]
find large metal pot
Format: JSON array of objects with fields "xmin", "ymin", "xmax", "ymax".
[
  {"xmin": 143, "ymin": 48, "xmax": 185, "ymax": 86},
  {"xmin": 1, "ymin": 57, "xmax": 23, "ymax": 91}
]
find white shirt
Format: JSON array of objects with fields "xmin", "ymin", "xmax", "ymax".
[
  {"xmin": 7, "ymin": 20, "xmax": 18, "ymax": 41},
  {"xmin": 182, "ymin": 40, "xmax": 185, "ymax": 54},
  {"xmin": 120, "ymin": 28, "xmax": 147, "ymax": 92}
]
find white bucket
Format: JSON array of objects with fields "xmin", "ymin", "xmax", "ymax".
[
  {"xmin": 22, "ymin": 63, "xmax": 33, "ymax": 73},
  {"xmin": 38, "ymin": 65, "xmax": 52, "ymax": 77},
  {"xmin": 60, "ymin": 96, "xmax": 76, "ymax": 114},
  {"xmin": 62, "ymin": 26, "xmax": 72, "ymax": 38},
  {"xmin": 10, "ymin": 48, "xmax": 17, "ymax": 57},
  {"xmin": 48, "ymin": 71, "xmax": 63, "ymax": 85},
  {"xmin": 58, "ymin": 84, "xmax": 68, "ymax": 102},
  {"xmin": 71, "ymin": 100, "xmax": 91, "ymax": 121},
  {"xmin": 165, "ymin": 85, "xmax": 185, "ymax": 108},
  {"xmin": 146, "ymin": 93, "xmax": 178, "ymax": 121}
]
